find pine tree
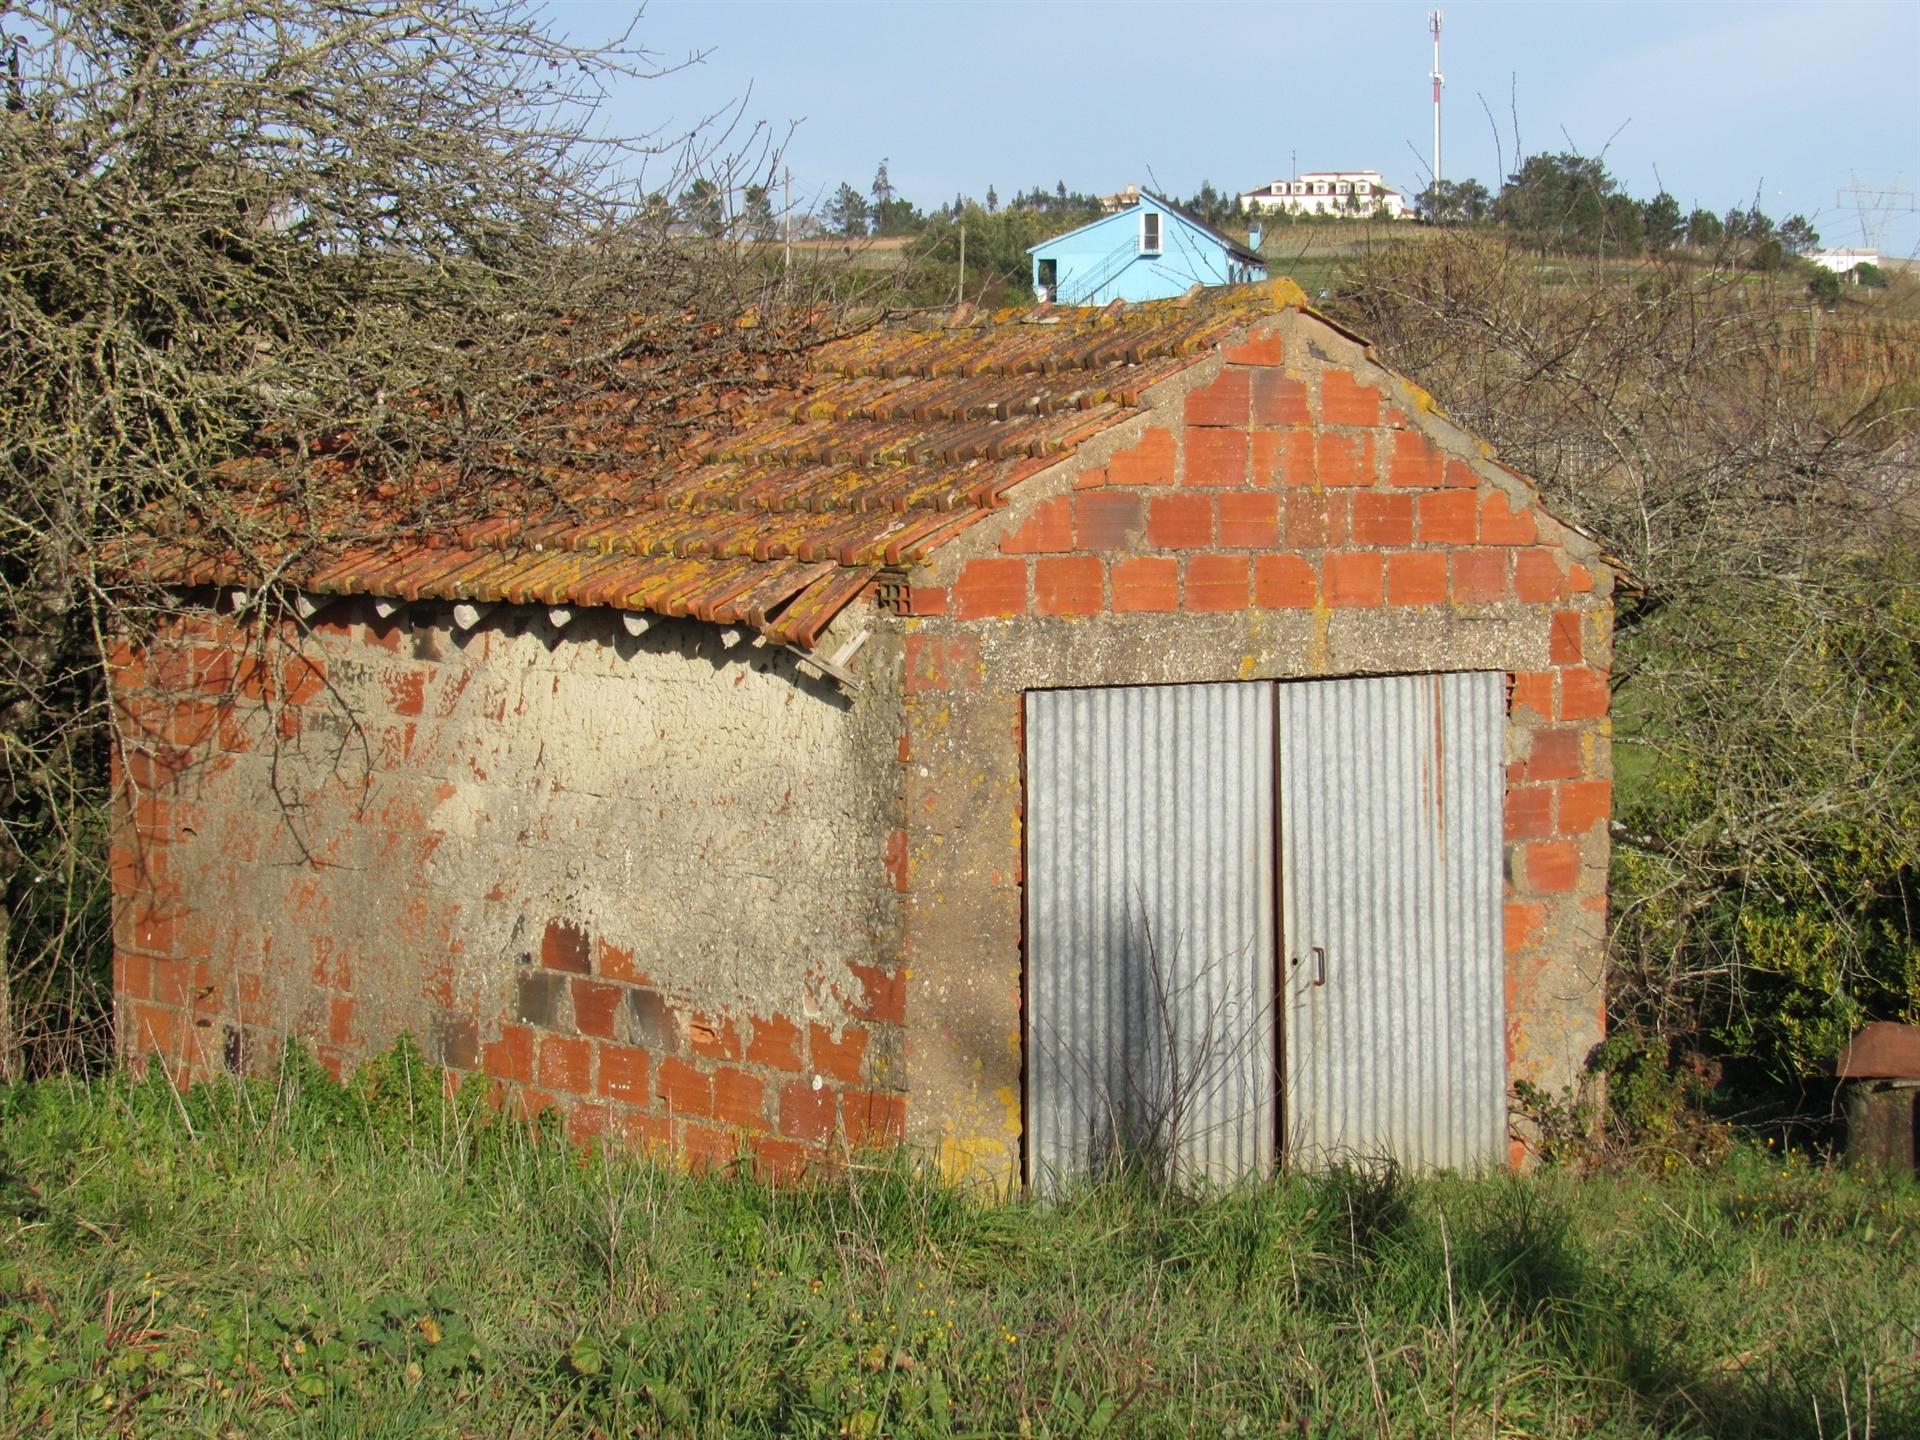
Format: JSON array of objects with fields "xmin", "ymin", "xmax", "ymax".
[{"xmin": 823, "ymin": 182, "xmax": 869, "ymax": 237}]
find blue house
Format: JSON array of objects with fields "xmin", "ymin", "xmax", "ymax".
[{"xmin": 1029, "ymin": 191, "xmax": 1267, "ymax": 306}]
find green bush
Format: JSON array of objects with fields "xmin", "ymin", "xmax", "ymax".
[{"xmin": 1615, "ymin": 550, "xmax": 1920, "ymax": 1079}]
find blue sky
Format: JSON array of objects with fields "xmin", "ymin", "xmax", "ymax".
[{"xmin": 551, "ymin": 0, "xmax": 1920, "ymax": 256}]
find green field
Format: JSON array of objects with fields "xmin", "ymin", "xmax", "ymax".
[{"xmin": 2, "ymin": 1045, "xmax": 1914, "ymax": 1438}]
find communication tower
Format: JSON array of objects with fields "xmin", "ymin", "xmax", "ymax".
[{"xmin": 1429, "ymin": 10, "xmax": 1445, "ymax": 192}]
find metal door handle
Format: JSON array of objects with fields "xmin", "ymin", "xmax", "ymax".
[{"xmin": 1311, "ymin": 946, "xmax": 1326, "ymax": 987}]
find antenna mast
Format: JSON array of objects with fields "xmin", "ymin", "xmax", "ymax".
[{"xmin": 1429, "ymin": 10, "xmax": 1445, "ymax": 196}]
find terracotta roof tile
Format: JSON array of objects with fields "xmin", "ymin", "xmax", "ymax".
[{"xmin": 134, "ymin": 284, "xmax": 1299, "ymax": 649}]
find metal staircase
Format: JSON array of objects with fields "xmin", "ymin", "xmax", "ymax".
[{"xmin": 1060, "ymin": 235, "xmax": 1143, "ymax": 305}]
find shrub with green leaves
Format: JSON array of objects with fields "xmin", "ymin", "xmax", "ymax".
[{"xmin": 1615, "ymin": 550, "xmax": 1920, "ymax": 1078}]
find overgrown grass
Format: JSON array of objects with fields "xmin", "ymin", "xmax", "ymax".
[{"xmin": 2, "ymin": 1044, "xmax": 1915, "ymax": 1437}]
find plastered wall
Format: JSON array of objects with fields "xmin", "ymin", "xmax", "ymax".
[{"xmin": 111, "ymin": 602, "xmax": 907, "ymax": 1170}]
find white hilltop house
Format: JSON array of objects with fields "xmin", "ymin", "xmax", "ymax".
[
  {"xmin": 1240, "ymin": 170, "xmax": 1412, "ymax": 220},
  {"xmin": 1809, "ymin": 248, "xmax": 1880, "ymax": 277}
]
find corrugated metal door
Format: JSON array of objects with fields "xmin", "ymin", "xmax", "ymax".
[
  {"xmin": 1025, "ymin": 683, "xmax": 1275, "ymax": 1188},
  {"xmin": 1278, "ymin": 672, "xmax": 1507, "ymax": 1171}
]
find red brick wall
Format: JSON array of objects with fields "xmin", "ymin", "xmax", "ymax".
[
  {"xmin": 896, "ymin": 311, "xmax": 1613, "ymax": 1174},
  {"xmin": 480, "ymin": 922, "xmax": 905, "ymax": 1173},
  {"xmin": 110, "ymin": 603, "xmax": 906, "ymax": 1176}
]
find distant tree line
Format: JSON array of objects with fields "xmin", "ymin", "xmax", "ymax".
[
  {"xmin": 760, "ymin": 152, "xmax": 1858, "ymax": 318},
  {"xmin": 804, "ymin": 154, "xmax": 1830, "ymax": 274},
  {"xmin": 1433, "ymin": 153, "xmax": 1822, "ymax": 268},
  {"xmin": 813, "ymin": 163, "xmax": 1110, "ymax": 241}
]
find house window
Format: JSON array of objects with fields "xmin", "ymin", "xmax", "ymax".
[
  {"xmin": 1141, "ymin": 212, "xmax": 1161, "ymax": 254},
  {"xmin": 1336, "ymin": 182, "xmax": 1351, "ymax": 195}
]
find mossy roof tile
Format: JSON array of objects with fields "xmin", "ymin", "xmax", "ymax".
[{"xmin": 134, "ymin": 284, "xmax": 1300, "ymax": 649}]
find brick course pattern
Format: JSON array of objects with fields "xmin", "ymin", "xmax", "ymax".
[{"xmin": 940, "ymin": 419, "xmax": 1604, "ymax": 632}]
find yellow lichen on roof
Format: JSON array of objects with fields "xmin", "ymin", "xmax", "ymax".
[{"xmin": 133, "ymin": 284, "xmax": 1307, "ymax": 649}]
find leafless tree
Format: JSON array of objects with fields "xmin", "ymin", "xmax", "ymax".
[{"xmin": 0, "ymin": 0, "xmax": 856, "ymax": 1075}]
